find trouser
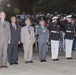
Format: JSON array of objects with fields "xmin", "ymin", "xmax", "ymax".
[
  {"xmin": 8, "ymin": 43, "xmax": 18, "ymax": 64},
  {"xmin": 23, "ymin": 44, "xmax": 33, "ymax": 61},
  {"xmin": 51, "ymin": 40, "xmax": 59, "ymax": 59},
  {"xmin": 0, "ymin": 42, "xmax": 8, "ymax": 65},
  {"xmin": 73, "ymin": 39, "xmax": 76, "ymax": 50},
  {"xmin": 65, "ymin": 39, "xmax": 73, "ymax": 58},
  {"xmin": 38, "ymin": 42, "xmax": 47, "ymax": 60}
]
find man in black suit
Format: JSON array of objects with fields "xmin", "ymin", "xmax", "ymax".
[{"xmin": 8, "ymin": 16, "xmax": 21, "ymax": 65}]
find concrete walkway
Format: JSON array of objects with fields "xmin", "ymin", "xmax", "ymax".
[{"xmin": 0, "ymin": 51, "xmax": 76, "ymax": 75}]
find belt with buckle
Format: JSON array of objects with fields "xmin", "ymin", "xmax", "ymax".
[
  {"xmin": 66, "ymin": 30, "xmax": 72, "ymax": 33},
  {"xmin": 51, "ymin": 31, "xmax": 59, "ymax": 33}
]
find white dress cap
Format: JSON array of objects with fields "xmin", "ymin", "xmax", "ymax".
[
  {"xmin": 66, "ymin": 15, "xmax": 72, "ymax": 18},
  {"xmin": 52, "ymin": 16, "xmax": 58, "ymax": 20}
]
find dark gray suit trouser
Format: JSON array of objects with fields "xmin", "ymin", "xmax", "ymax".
[
  {"xmin": 38, "ymin": 42, "xmax": 47, "ymax": 60},
  {"xmin": 8, "ymin": 43, "xmax": 18, "ymax": 64}
]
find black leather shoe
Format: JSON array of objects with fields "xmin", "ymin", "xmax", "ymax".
[
  {"xmin": 66, "ymin": 58, "xmax": 73, "ymax": 60},
  {"xmin": 52, "ymin": 59, "xmax": 59, "ymax": 61},
  {"xmin": 10, "ymin": 63, "xmax": 14, "ymax": 65},
  {"xmin": 2, "ymin": 65, "xmax": 8, "ymax": 68},
  {"xmin": 29, "ymin": 61, "xmax": 33, "ymax": 63},
  {"xmin": 14, "ymin": 63, "xmax": 19, "ymax": 65},
  {"xmin": 40, "ymin": 60, "xmax": 44, "ymax": 62},
  {"xmin": 52, "ymin": 59, "xmax": 56, "ymax": 61},
  {"xmin": 25, "ymin": 61, "xmax": 29, "ymax": 63},
  {"xmin": 43, "ymin": 60, "xmax": 47, "ymax": 62},
  {"xmin": 0, "ymin": 65, "xmax": 3, "ymax": 68},
  {"xmin": 56, "ymin": 59, "xmax": 59, "ymax": 61}
]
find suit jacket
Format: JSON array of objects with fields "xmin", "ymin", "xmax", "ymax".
[
  {"xmin": 21, "ymin": 26, "xmax": 35, "ymax": 45},
  {"xmin": 37, "ymin": 26, "xmax": 49, "ymax": 43},
  {"xmin": 10, "ymin": 22, "xmax": 21, "ymax": 44},
  {"xmin": 0, "ymin": 20, "xmax": 11, "ymax": 44}
]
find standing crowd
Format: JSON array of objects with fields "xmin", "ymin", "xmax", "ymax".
[{"xmin": 0, "ymin": 11, "xmax": 76, "ymax": 68}]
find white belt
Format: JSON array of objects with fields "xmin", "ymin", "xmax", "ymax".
[
  {"xmin": 51, "ymin": 31, "xmax": 59, "ymax": 33},
  {"xmin": 66, "ymin": 30, "xmax": 72, "ymax": 33}
]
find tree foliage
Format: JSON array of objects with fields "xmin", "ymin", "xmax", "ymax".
[{"xmin": 32, "ymin": 0, "xmax": 76, "ymax": 13}]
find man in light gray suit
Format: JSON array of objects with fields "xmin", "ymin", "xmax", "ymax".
[
  {"xmin": 37, "ymin": 20, "xmax": 49, "ymax": 62},
  {"xmin": 0, "ymin": 12, "xmax": 11, "ymax": 68},
  {"xmin": 21, "ymin": 19, "xmax": 35, "ymax": 63}
]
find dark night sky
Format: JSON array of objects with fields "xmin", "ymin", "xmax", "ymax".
[
  {"xmin": 1, "ymin": 0, "xmax": 76, "ymax": 20},
  {"xmin": 1, "ymin": 0, "xmax": 76, "ymax": 15},
  {"xmin": 0, "ymin": 0, "xmax": 37, "ymax": 14},
  {"xmin": 20, "ymin": 0, "xmax": 37, "ymax": 13},
  {"xmin": 12, "ymin": 0, "xmax": 37, "ymax": 14},
  {"xmin": 0, "ymin": 0, "xmax": 37, "ymax": 20}
]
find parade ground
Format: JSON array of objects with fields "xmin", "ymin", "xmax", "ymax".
[{"xmin": 0, "ymin": 50, "xmax": 76, "ymax": 75}]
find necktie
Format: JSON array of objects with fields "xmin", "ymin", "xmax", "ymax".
[
  {"xmin": 14, "ymin": 25, "xmax": 16, "ymax": 30},
  {"xmin": 1, "ymin": 21, "xmax": 5, "ymax": 28},
  {"xmin": 28, "ymin": 28, "xmax": 31, "ymax": 34}
]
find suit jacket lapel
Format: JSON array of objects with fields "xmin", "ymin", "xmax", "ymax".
[
  {"xmin": 11, "ymin": 22, "xmax": 17, "ymax": 30},
  {"xmin": 25, "ymin": 26, "xmax": 28, "ymax": 33},
  {"xmin": 25, "ymin": 26, "xmax": 32, "ymax": 34},
  {"xmin": 15, "ymin": 23, "xmax": 17, "ymax": 30},
  {"xmin": 40, "ymin": 26, "xmax": 44, "ymax": 31}
]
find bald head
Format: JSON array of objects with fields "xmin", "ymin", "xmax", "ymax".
[{"xmin": 0, "ymin": 11, "xmax": 6, "ymax": 20}]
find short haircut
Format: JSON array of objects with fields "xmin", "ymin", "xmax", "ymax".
[
  {"xmin": 39, "ymin": 20, "xmax": 45, "ymax": 23},
  {"xmin": 25, "ymin": 18, "xmax": 31, "ymax": 23},
  {"xmin": 0, "ymin": 11, "xmax": 5, "ymax": 15}
]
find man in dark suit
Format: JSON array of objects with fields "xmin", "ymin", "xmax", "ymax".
[{"xmin": 8, "ymin": 16, "xmax": 21, "ymax": 65}]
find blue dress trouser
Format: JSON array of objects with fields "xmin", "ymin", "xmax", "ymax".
[{"xmin": 74, "ymin": 40, "xmax": 76, "ymax": 49}]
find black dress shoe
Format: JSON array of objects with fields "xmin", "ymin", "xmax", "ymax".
[
  {"xmin": 52, "ymin": 59, "xmax": 59, "ymax": 61},
  {"xmin": 2, "ymin": 65, "xmax": 8, "ymax": 68},
  {"xmin": 14, "ymin": 63, "xmax": 19, "ymax": 65},
  {"xmin": 29, "ymin": 61, "xmax": 33, "ymax": 63},
  {"xmin": 56, "ymin": 59, "xmax": 59, "ymax": 61},
  {"xmin": 40, "ymin": 60, "xmax": 44, "ymax": 62},
  {"xmin": 52, "ymin": 59, "xmax": 56, "ymax": 61},
  {"xmin": 25, "ymin": 61, "xmax": 29, "ymax": 63},
  {"xmin": 66, "ymin": 58, "xmax": 73, "ymax": 60},
  {"xmin": 43, "ymin": 60, "xmax": 47, "ymax": 62},
  {"xmin": 10, "ymin": 63, "xmax": 14, "ymax": 65},
  {"xmin": 0, "ymin": 65, "xmax": 3, "ymax": 68}
]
